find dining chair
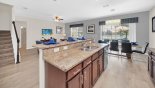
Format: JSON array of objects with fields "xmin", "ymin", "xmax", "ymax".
[
  {"xmin": 121, "ymin": 42, "xmax": 132, "ymax": 54},
  {"xmin": 112, "ymin": 39, "xmax": 118, "ymax": 42},
  {"xmin": 98, "ymin": 39, "xmax": 109, "ymax": 43},
  {"xmin": 110, "ymin": 42, "xmax": 119, "ymax": 53},
  {"xmin": 121, "ymin": 39, "xmax": 130, "ymax": 43},
  {"xmin": 121, "ymin": 42, "xmax": 132, "ymax": 59},
  {"xmin": 132, "ymin": 42, "xmax": 149, "ymax": 54}
]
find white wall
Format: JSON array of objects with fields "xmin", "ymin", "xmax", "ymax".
[
  {"xmin": 66, "ymin": 11, "xmax": 149, "ymax": 44},
  {"xmin": 0, "ymin": 3, "xmax": 18, "ymax": 63},
  {"xmin": 15, "ymin": 16, "xmax": 65, "ymax": 49},
  {"xmin": 0, "ymin": 3, "xmax": 12, "ymax": 30},
  {"xmin": 149, "ymin": 7, "xmax": 155, "ymax": 48}
]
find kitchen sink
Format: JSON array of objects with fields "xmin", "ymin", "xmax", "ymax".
[{"xmin": 80, "ymin": 46, "xmax": 98, "ymax": 51}]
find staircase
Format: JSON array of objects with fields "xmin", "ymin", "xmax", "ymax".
[{"xmin": 0, "ymin": 31, "xmax": 14, "ymax": 67}]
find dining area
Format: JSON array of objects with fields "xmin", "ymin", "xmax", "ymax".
[{"xmin": 98, "ymin": 39, "xmax": 149, "ymax": 59}]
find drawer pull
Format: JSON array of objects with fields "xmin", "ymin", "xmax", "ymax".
[{"xmin": 73, "ymin": 69, "xmax": 81, "ymax": 75}]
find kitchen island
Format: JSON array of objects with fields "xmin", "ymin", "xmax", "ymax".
[
  {"xmin": 33, "ymin": 40, "xmax": 109, "ymax": 88},
  {"xmin": 148, "ymin": 48, "xmax": 155, "ymax": 85}
]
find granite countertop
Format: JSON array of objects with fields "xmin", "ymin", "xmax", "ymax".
[
  {"xmin": 44, "ymin": 44, "xmax": 108, "ymax": 72},
  {"xmin": 33, "ymin": 39, "xmax": 91, "ymax": 49}
]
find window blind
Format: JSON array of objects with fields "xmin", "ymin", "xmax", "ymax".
[
  {"xmin": 70, "ymin": 23, "xmax": 83, "ymax": 28},
  {"xmin": 121, "ymin": 17, "xmax": 138, "ymax": 24}
]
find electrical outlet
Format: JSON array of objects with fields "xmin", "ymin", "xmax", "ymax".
[{"xmin": 54, "ymin": 48, "xmax": 59, "ymax": 52}]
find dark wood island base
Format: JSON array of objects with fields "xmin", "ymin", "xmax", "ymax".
[{"xmin": 45, "ymin": 46, "xmax": 108, "ymax": 88}]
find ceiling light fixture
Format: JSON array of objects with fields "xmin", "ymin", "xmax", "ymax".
[
  {"xmin": 23, "ymin": 7, "xmax": 28, "ymax": 10},
  {"xmin": 53, "ymin": 16, "xmax": 63, "ymax": 22}
]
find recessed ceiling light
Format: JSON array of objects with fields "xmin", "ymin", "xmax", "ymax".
[
  {"xmin": 53, "ymin": 0, "xmax": 57, "ymax": 1},
  {"xmin": 111, "ymin": 9, "xmax": 115, "ymax": 12},
  {"xmin": 102, "ymin": 4, "xmax": 109, "ymax": 8},
  {"xmin": 23, "ymin": 7, "xmax": 28, "ymax": 10}
]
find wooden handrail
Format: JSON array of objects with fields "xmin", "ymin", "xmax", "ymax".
[{"xmin": 12, "ymin": 21, "xmax": 20, "ymax": 64}]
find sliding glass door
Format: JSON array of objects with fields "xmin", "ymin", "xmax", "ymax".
[
  {"xmin": 100, "ymin": 25, "xmax": 129, "ymax": 40},
  {"xmin": 100, "ymin": 19, "xmax": 136, "ymax": 42}
]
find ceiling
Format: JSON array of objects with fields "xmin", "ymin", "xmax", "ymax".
[{"xmin": 0, "ymin": 0, "xmax": 155, "ymax": 23}]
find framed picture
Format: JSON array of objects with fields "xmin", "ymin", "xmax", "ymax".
[
  {"xmin": 87, "ymin": 24, "xmax": 95, "ymax": 34},
  {"xmin": 56, "ymin": 26, "xmax": 63, "ymax": 34},
  {"xmin": 152, "ymin": 16, "xmax": 155, "ymax": 32},
  {"xmin": 42, "ymin": 29, "xmax": 52, "ymax": 35}
]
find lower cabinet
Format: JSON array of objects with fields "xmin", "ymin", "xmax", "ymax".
[
  {"xmin": 99, "ymin": 55, "xmax": 103, "ymax": 75},
  {"xmin": 92, "ymin": 58, "xmax": 99, "ymax": 85},
  {"xmin": 67, "ymin": 72, "xmax": 83, "ymax": 88},
  {"xmin": 152, "ymin": 57, "xmax": 155, "ymax": 83},
  {"xmin": 46, "ymin": 47, "xmax": 109, "ymax": 88},
  {"xmin": 83, "ymin": 64, "xmax": 92, "ymax": 88},
  {"xmin": 148, "ymin": 50, "xmax": 155, "ymax": 85},
  {"xmin": 92, "ymin": 54, "xmax": 104, "ymax": 85}
]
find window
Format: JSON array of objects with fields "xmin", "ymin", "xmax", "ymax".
[
  {"xmin": 100, "ymin": 25, "xmax": 129, "ymax": 40},
  {"xmin": 70, "ymin": 27, "xmax": 83, "ymax": 38},
  {"xmin": 100, "ymin": 19, "xmax": 136, "ymax": 42}
]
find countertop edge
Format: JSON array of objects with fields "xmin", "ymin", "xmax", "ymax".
[{"xmin": 44, "ymin": 44, "xmax": 109, "ymax": 72}]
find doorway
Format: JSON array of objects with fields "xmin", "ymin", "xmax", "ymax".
[
  {"xmin": 21, "ymin": 27, "xmax": 26, "ymax": 50},
  {"xmin": 16, "ymin": 21, "xmax": 27, "ymax": 55}
]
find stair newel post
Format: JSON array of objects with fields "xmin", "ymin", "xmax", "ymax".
[{"xmin": 12, "ymin": 21, "xmax": 20, "ymax": 64}]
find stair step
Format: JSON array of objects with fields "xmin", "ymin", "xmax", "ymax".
[
  {"xmin": 0, "ymin": 48, "xmax": 13, "ymax": 54},
  {"xmin": 0, "ymin": 31, "xmax": 11, "ymax": 35},
  {"xmin": 0, "ymin": 36, "xmax": 11, "ymax": 40},
  {"xmin": 0, "ymin": 40, "xmax": 12, "ymax": 44},
  {"xmin": 0, "ymin": 52, "xmax": 14, "ymax": 58},
  {"xmin": 0, "ymin": 33, "xmax": 11, "ymax": 36},
  {"xmin": 0, "ymin": 31, "xmax": 14, "ymax": 67},
  {"xmin": 0, "ymin": 31, "xmax": 10, "ymax": 34},
  {"xmin": 0, "ymin": 44, "xmax": 12, "ymax": 49}
]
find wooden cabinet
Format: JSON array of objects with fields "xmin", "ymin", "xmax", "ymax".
[
  {"xmin": 45, "ymin": 46, "xmax": 109, "ymax": 88},
  {"xmin": 67, "ymin": 72, "xmax": 83, "ymax": 88},
  {"xmin": 92, "ymin": 50, "xmax": 105, "ymax": 85},
  {"xmin": 148, "ymin": 49, "xmax": 155, "ymax": 85},
  {"xmin": 67, "ymin": 64, "xmax": 82, "ymax": 80},
  {"xmin": 92, "ymin": 58, "xmax": 99, "ymax": 85},
  {"xmin": 99, "ymin": 54, "xmax": 103, "ymax": 74},
  {"xmin": 152, "ymin": 56, "xmax": 155, "ymax": 83},
  {"xmin": 83, "ymin": 64, "xmax": 92, "ymax": 88}
]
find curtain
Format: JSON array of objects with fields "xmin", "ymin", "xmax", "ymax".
[{"xmin": 128, "ymin": 23, "xmax": 136, "ymax": 42}]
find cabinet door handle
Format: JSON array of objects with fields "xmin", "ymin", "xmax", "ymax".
[{"xmin": 73, "ymin": 69, "xmax": 81, "ymax": 75}]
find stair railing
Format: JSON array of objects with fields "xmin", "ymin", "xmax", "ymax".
[{"xmin": 12, "ymin": 21, "xmax": 20, "ymax": 64}]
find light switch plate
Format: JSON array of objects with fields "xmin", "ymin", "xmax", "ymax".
[
  {"xmin": 63, "ymin": 46, "xmax": 68, "ymax": 50},
  {"xmin": 54, "ymin": 48, "xmax": 60, "ymax": 52}
]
